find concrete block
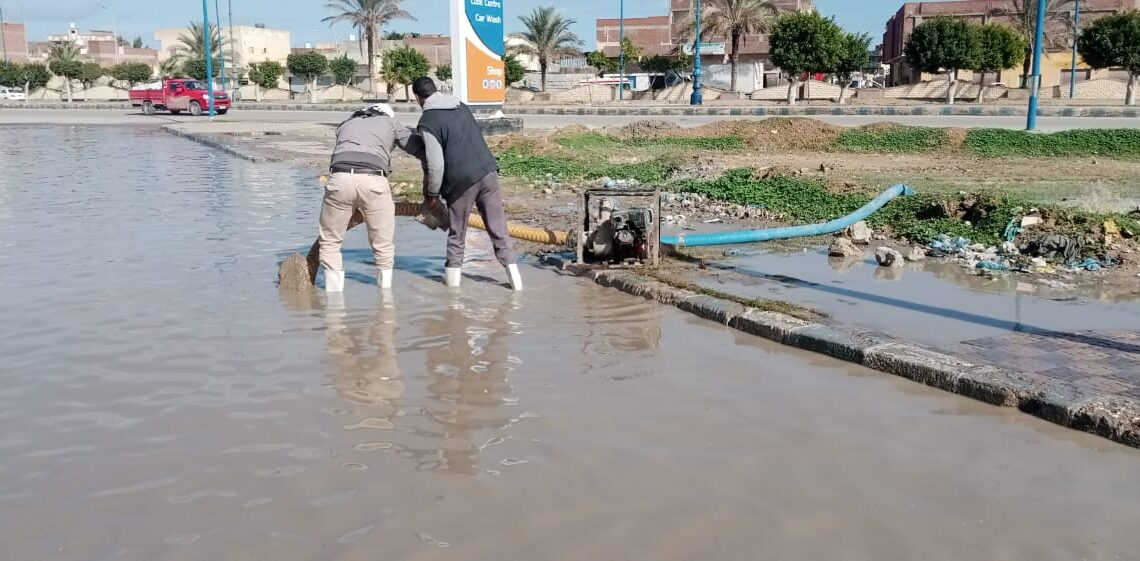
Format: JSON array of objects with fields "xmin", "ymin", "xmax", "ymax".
[
  {"xmin": 1068, "ymin": 397, "xmax": 1140, "ymax": 448},
  {"xmin": 675, "ymin": 295, "xmax": 746, "ymax": 325},
  {"xmin": 785, "ymin": 326, "xmax": 886, "ymax": 363},
  {"xmin": 863, "ymin": 343, "xmax": 971, "ymax": 393},
  {"xmin": 728, "ymin": 309, "xmax": 817, "ymax": 344},
  {"xmin": 956, "ymin": 365, "xmax": 1054, "ymax": 407}
]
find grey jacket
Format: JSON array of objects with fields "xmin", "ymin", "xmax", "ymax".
[{"xmin": 330, "ymin": 113, "xmax": 413, "ymax": 173}]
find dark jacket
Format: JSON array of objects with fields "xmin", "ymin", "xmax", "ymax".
[{"xmin": 417, "ymin": 93, "xmax": 498, "ymax": 199}]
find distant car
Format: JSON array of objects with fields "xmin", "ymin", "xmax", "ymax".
[
  {"xmin": 129, "ymin": 78, "xmax": 231, "ymax": 116},
  {"xmin": 0, "ymin": 86, "xmax": 27, "ymax": 101}
]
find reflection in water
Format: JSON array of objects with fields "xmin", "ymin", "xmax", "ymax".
[
  {"xmin": 578, "ymin": 287, "xmax": 663, "ymax": 381},
  {"xmin": 325, "ymin": 293, "xmax": 405, "ymax": 409}
]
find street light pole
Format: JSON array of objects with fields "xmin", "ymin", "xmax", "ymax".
[
  {"xmin": 215, "ymin": 0, "xmax": 226, "ymax": 92},
  {"xmin": 202, "ymin": 0, "xmax": 216, "ymax": 118},
  {"xmin": 1026, "ymin": 0, "xmax": 1046, "ymax": 130},
  {"xmin": 690, "ymin": 0, "xmax": 703, "ymax": 105},
  {"xmin": 619, "ymin": 0, "xmax": 624, "ymax": 101},
  {"xmin": 228, "ymin": 0, "xmax": 236, "ymax": 97},
  {"xmin": 1, "ymin": 6, "xmax": 9, "ymax": 63},
  {"xmin": 1069, "ymin": 0, "xmax": 1081, "ymax": 100}
]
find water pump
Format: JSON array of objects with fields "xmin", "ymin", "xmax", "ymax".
[{"xmin": 575, "ymin": 187, "xmax": 661, "ymax": 268}]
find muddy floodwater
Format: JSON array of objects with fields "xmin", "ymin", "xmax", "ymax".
[{"xmin": 3, "ymin": 126, "xmax": 1140, "ymax": 560}]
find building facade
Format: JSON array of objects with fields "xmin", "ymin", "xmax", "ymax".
[
  {"xmin": 155, "ymin": 24, "xmax": 290, "ymax": 69},
  {"xmin": 882, "ymin": 0, "xmax": 1140, "ymax": 88},
  {"xmin": 42, "ymin": 25, "xmax": 157, "ymax": 67},
  {"xmin": 1, "ymin": 22, "xmax": 29, "ymax": 63}
]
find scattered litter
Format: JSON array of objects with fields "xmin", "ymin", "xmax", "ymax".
[
  {"xmin": 1020, "ymin": 216, "xmax": 1042, "ymax": 228},
  {"xmin": 1000, "ymin": 241, "xmax": 1018, "ymax": 254},
  {"xmin": 723, "ymin": 248, "xmax": 764, "ymax": 257},
  {"xmin": 1070, "ymin": 257, "xmax": 1103, "ymax": 272},
  {"xmin": 976, "ymin": 260, "xmax": 1010, "ymax": 272},
  {"xmin": 703, "ymin": 218, "xmax": 723, "ymax": 224},
  {"xmin": 929, "ymin": 235, "xmax": 971, "ymax": 252},
  {"xmin": 1025, "ymin": 234, "xmax": 1081, "ymax": 264}
]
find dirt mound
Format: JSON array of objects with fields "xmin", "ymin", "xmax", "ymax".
[
  {"xmin": 704, "ymin": 118, "xmax": 844, "ymax": 151},
  {"xmin": 618, "ymin": 120, "xmax": 683, "ymax": 138},
  {"xmin": 945, "ymin": 127, "xmax": 968, "ymax": 148}
]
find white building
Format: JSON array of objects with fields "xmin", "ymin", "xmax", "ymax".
[{"xmin": 155, "ymin": 23, "xmax": 290, "ymax": 69}]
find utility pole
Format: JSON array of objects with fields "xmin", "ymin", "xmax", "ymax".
[
  {"xmin": 690, "ymin": 0, "xmax": 703, "ymax": 105},
  {"xmin": 1069, "ymin": 0, "xmax": 1081, "ymax": 100},
  {"xmin": 228, "ymin": 0, "xmax": 236, "ymax": 96},
  {"xmin": 214, "ymin": 0, "xmax": 226, "ymax": 91},
  {"xmin": 1026, "ymin": 0, "xmax": 1046, "ymax": 130},
  {"xmin": 619, "ymin": 0, "xmax": 624, "ymax": 101},
  {"xmin": 202, "ymin": 0, "xmax": 215, "ymax": 118}
]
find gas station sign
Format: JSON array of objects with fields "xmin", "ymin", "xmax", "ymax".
[{"xmin": 450, "ymin": 0, "xmax": 506, "ymax": 106}]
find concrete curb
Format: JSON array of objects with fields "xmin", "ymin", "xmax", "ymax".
[
  {"xmin": 541, "ymin": 253, "xmax": 1140, "ymax": 449},
  {"xmin": 4, "ymin": 102, "xmax": 1139, "ymax": 118},
  {"xmin": 161, "ymin": 125, "xmax": 283, "ymax": 164}
]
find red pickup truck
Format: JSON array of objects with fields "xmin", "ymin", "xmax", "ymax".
[{"xmin": 129, "ymin": 78, "xmax": 232, "ymax": 116}]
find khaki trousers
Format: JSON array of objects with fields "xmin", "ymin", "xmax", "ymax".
[{"xmin": 318, "ymin": 172, "xmax": 395, "ymax": 272}]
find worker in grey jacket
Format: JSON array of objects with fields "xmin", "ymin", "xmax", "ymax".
[
  {"xmin": 319, "ymin": 103, "xmax": 412, "ymax": 292},
  {"xmin": 413, "ymin": 77, "xmax": 522, "ymax": 291}
]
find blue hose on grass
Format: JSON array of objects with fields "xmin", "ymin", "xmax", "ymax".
[{"xmin": 661, "ymin": 183, "xmax": 915, "ymax": 248}]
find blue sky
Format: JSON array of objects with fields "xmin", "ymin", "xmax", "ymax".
[{"xmin": 8, "ymin": 0, "xmax": 900, "ymax": 49}]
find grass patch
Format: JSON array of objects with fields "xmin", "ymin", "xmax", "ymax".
[
  {"xmin": 555, "ymin": 132, "xmax": 746, "ymax": 151},
  {"xmin": 496, "ymin": 147, "xmax": 681, "ymax": 184},
  {"xmin": 836, "ymin": 126, "xmax": 949, "ymax": 153},
  {"xmin": 672, "ymin": 168, "xmax": 1023, "ymax": 245},
  {"xmin": 964, "ymin": 128, "xmax": 1140, "ymax": 158}
]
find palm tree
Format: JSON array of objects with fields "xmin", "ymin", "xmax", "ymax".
[
  {"xmin": 323, "ymin": 0, "xmax": 414, "ymax": 96},
  {"xmin": 511, "ymin": 6, "xmax": 583, "ymax": 92},
  {"xmin": 988, "ymin": 0, "xmax": 1076, "ymax": 88},
  {"xmin": 158, "ymin": 57, "xmax": 181, "ymax": 79},
  {"xmin": 679, "ymin": 0, "xmax": 779, "ymax": 92},
  {"xmin": 48, "ymin": 41, "xmax": 83, "ymax": 103},
  {"xmin": 175, "ymin": 21, "xmax": 233, "ymax": 66}
]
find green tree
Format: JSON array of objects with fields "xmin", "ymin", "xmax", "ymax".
[
  {"xmin": 1079, "ymin": 11, "xmax": 1140, "ymax": 106},
  {"xmin": 109, "ymin": 62, "xmax": 154, "ymax": 89},
  {"xmin": 621, "ymin": 36, "xmax": 643, "ymax": 65},
  {"xmin": 182, "ymin": 59, "xmax": 209, "ymax": 80},
  {"xmin": 381, "ymin": 45, "xmax": 429, "ymax": 101},
  {"xmin": 20, "ymin": 63, "xmax": 52, "ymax": 95},
  {"xmin": 679, "ymin": 0, "xmax": 779, "ymax": 92},
  {"xmin": 324, "ymin": 0, "xmax": 415, "ymax": 96},
  {"xmin": 640, "ymin": 55, "xmax": 685, "ymax": 75},
  {"xmin": 132, "ymin": 36, "xmax": 145, "ymax": 49},
  {"xmin": 158, "ymin": 58, "xmax": 181, "ymax": 79},
  {"xmin": 904, "ymin": 17, "xmax": 979, "ymax": 105},
  {"xmin": 510, "ymin": 6, "xmax": 582, "ymax": 91},
  {"xmin": 504, "ymin": 54, "xmax": 525, "ymax": 85},
  {"xmin": 586, "ymin": 51, "xmax": 616, "ymax": 77},
  {"xmin": 287, "ymin": 52, "xmax": 330, "ymax": 102},
  {"xmin": 77, "ymin": 62, "xmax": 105, "ymax": 99},
  {"xmin": 769, "ymin": 10, "xmax": 844, "ymax": 105},
  {"xmin": 970, "ymin": 23, "xmax": 1026, "ymax": 103},
  {"xmin": 988, "ymin": 0, "xmax": 1076, "ymax": 87},
  {"xmin": 247, "ymin": 60, "xmax": 284, "ymax": 102},
  {"xmin": 435, "ymin": 62, "xmax": 452, "ymax": 81},
  {"xmin": 383, "ymin": 31, "xmax": 405, "ymax": 40},
  {"xmin": 329, "ymin": 55, "xmax": 358, "ymax": 101},
  {"xmin": 48, "ymin": 41, "xmax": 85, "ymax": 103},
  {"xmin": 834, "ymin": 32, "xmax": 871, "ymax": 105},
  {"xmin": 176, "ymin": 21, "xmax": 233, "ymax": 66},
  {"xmin": 0, "ymin": 61, "xmax": 18, "ymax": 88}
]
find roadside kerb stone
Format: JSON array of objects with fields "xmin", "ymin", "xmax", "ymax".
[
  {"xmin": 162, "ymin": 125, "xmax": 280, "ymax": 163},
  {"xmin": 6, "ymin": 102, "xmax": 1140, "ymax": 118},
  {"xmin": 560, "ymin": 265, "xmax": 1140, "ymax": 449}
]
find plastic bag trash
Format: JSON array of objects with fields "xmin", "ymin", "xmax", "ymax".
[
  {"xmin": 976, "ymin": 260, "xmax": 1010, "ymax": 271},
  {"xmin": 1070, "ymin": 257, "xmax": 1104, "ymax": 272},
  {"xmin": 929, "ymin": 235, "xmax": 971, "ymax": 251},
  {"xmin": 1025, "ymin": 234, "xmax": 1080, "ymax": 263},
  {"xmin": 703, "ymin": 218, "xmax": 724, "ymax": 224}
]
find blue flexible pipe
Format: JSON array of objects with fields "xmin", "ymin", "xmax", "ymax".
[{"xmin": 661, "ymin": 184, "xmax": 915, "ymax": 248}]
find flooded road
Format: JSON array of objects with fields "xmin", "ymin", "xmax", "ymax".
[{"xmin": 2, "ymin": 126, "xmax": 1140, "ymax": 560}]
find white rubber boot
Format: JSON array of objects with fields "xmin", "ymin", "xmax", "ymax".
[
  {"xmin": 379, "ymin": 268, "xmax": 393, "ymax": 290},
  {"xmin": 444, "ymin": 267, "xmax": 462, "ymax": 288},
  {"xmin": 324, "ymin": 268, "xmax": 345, "ymax": 293},
  {"xmin": 505, "ymin": 264, "xmax": 523, "ymax": 291}
]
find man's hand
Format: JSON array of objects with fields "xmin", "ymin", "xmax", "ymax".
[{"xmin": 421, "ymin": 195, "xmax": 444, "ymax": 216}]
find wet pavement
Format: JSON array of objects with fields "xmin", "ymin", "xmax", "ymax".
[
  {"xmin": 3, "ymin": 126, "xmax": 1140, "ymax": 560},
  {"xmin": 698, "ymin": 248, "xmax": 1140, "ymax": 405}
]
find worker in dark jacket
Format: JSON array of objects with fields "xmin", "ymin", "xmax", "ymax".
[{"xmin": 413, "ymin": 77, "xmax": 522, "ymax": 290}]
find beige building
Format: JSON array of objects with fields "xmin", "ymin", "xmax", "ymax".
[
  {"xmin": 42, "ymin": 24, "xmax": 157, "ymax": 67},
  {"xmin": 155, "ymin": 24, "xmax": 290, "ymax": 69}
]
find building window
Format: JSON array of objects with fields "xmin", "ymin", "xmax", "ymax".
[
  {"xmin": 249, "ymin": 47, "xmax": 254, "ymax": 54},
  {"xmin": 262, "ymin": 48, "xmax": 267, "ymax": 54}
]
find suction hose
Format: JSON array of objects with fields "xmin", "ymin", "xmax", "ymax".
[
  {"xmin": 660, "ymin": 183, "xmax": 914, "ymax": 248},
  {"xmin": 391, "ymin": 202, "xmax": 567, "ymax": 245}
]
